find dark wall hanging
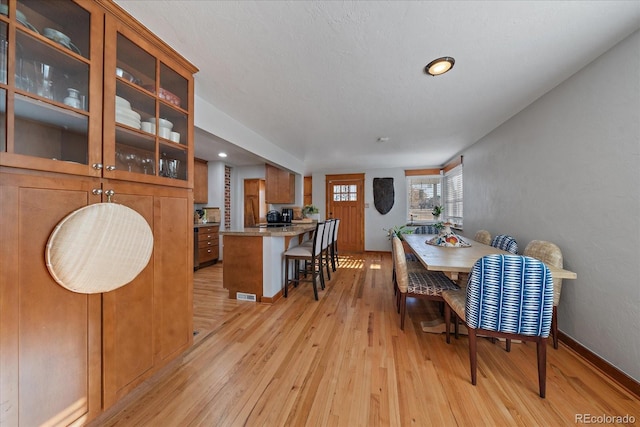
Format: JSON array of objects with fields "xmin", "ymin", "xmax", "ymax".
[{"xmin": 373, "ymin": 177, "xmax": 394, "ymax": 215}]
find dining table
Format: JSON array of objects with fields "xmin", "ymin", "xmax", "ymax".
[
  {"xmin": 403, "ymin": 234, "xmax": 577, "ymax": 283},
  {"xmin": 402, "ymin": 233, "xmax": 578, "ymax": 334}
]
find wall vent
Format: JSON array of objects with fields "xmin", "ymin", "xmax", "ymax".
[{"xmin": 236, "ymin": 292, "xmax": 257, "ymax": 302}]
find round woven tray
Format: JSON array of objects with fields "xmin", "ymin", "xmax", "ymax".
[{"xmin": 46, "ymin": 203, "xmax": 153, "ymax": 294}]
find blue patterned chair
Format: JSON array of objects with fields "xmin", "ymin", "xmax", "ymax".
[
  {"xmin": 413, "ymin": 224, "xmax": 439, "ymax": 234},
  {"xmin": 442, "ymin": 254, "xmax": 554, "ymax": 397},
  {"xmin": 490, "ymin": 234, "xmax": 519, "ymax": 254},
  {"xmin": 392, "ymin": 237, "xmax": 459, "ymax": 330}
]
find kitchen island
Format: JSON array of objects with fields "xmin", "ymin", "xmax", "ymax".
[{"xmin": 220, "ymin": 224, "xmax": 316, "ymax": 302}]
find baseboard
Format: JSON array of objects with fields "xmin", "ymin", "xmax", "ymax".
[{"xmin": 558, "ymin": 331, "xmax": 640, "ymax": 399}]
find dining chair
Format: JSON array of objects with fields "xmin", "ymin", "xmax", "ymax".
[
  {"xmin": 392, "ymin": 236, "xmax": 459, "ymax": 330},
  {"xmin": 523, "ymin": 240, "xmax": 564, "ymax": 349},
  {"xmin": 443, "ymin": 254, "xmax": 554, "ymax": 397},
  {"xmin": 413, "ymin": 224, "xmax": 439, "ymax": 234},
  {"xmin": 330, "ymin": 218, "xmax": 340, "ymax": 271},
  {"xmin": 283, "ymin": 221, "xmax": 326, "ymax": 300},
  {"xmin": 474, "ymin": 229, "xmax": 492, "ymax": 245},
  {"xmin": 490, "ymin": 234, "xmax": 518, "ymax": 254},
  {"xmin": 391, "ymin": 236, "xmax": 429, "ymax": 301},
  {"xmin": 322, "ymin": 219, "xmax": 335, "ymax": 280}
]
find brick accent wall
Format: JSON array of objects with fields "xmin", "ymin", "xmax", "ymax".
[{"xmin": 225, "ymin": 166, "xmax": 231, "ymax": 229}]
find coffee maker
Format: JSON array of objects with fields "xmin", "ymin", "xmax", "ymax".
[{"xmin": 281, "ymin": 208, "xmax": 293, "ymax": 224}]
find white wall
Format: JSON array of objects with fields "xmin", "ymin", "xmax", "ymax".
[{"xmin": 462, "ymin": 30, "xmax": 640, "ymax": 381}]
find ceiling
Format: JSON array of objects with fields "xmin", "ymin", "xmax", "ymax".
[{"xmin": 115, "ymin": 1, "xmax": 640, "ymax": 172}]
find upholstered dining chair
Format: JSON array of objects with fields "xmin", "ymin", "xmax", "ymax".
[
  {"xmin": 491, "ymin": 234, "xmax": 518, "ymax": 254},
  {"xmin": 391, "ymin": 236, "xmax": 431, "ymax": 303},
  {"xmin": 443, "ymin": 254, "xmax": 554, "ymax": 398},
  {"xmin": 322, "ymin": 219, "xmax": 335, "ymax": 280},
  {"xmin": 474, "ymin": 230, "xmax": 492, "ymax": 245},
  {"xmin": 330, "ymin": 218, "xmax": 340, "ymax": 271},
  {"xmin": 413, "ymin": 224, "xmax": 439, "ymax": 234},
  {"xmin": 283, "ymin": 221, "xmax": 326, "ymax": 300},
  {"xmin": 524, "ymin": 240, "xmax": 564, "ymax": 349},
  {"xmin": 392, "ymin": 236, "xmax": 459, "ymax": 330}
]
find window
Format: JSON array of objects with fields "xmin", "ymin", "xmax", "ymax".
[
  {"xmin": 405, "ymin": 158, "xmax": 463, "ymax": 226},
  {"xmin": 406, "ymin": 172, "xmax": 441, "ymax": 222},
  {"xmin": 333, "ymin": 184, "xmax": 357, "ymax": 201},
  {"xmin": 443, "ymin": 161, "xmax": 463, "ymax": 226}
]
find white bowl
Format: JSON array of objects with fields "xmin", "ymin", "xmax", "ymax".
[
  {"xmin": 158, "ymin": 127, "xmax": 171, "ymax": 139},
  {"xmin": 141, "ymin": 122, "xmax": 154, "ymax": 133},
  {"xmin": 170, "ymin": 132, "xmax": 180, "ymax": 143},
  {"xmin": 115, "ymin": 96, "xmax": 131, "ymax": 109},
  {"xmin": 115, "ymin": 106, "xmax": 141, "ymax": 121},
  {"xmin": 43, "ymin": 28, "xmax": 71, "ymax": 45},
  {"xmin": 149, "ymin": 118, "xmax": 173, "ymax": 130}
]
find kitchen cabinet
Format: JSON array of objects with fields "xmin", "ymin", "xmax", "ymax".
[
  {"xmin": 196, "ymin": 224, "xmax": 219, "ymax": 267},
  {"xmin": 244, "ymin": 178, "xmax": 266, "ymax": 226},
  {"xmin": 0, "ymin": 171, "xmax": 103, "ymax": 427},
  {"xmin": 194, "ymin": 157, "xmax": 208, "ymax": 203},
  {"xmin": 304, "ymin": 176, "xmax": 312, "ymax": 206},
  {"xmin": 265, "ymin": 163, "xmax": 294, "ymax": 204},
  {"xmin": 0, "ymin": 0, "xmax": 197, "ymax": 424},
  {"xmin": 102, "ymin": 181, "xmax": 192, "ymax": 409}
]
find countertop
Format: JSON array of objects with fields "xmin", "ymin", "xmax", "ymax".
[
  {"xmin": 220, "ymin": 224, "xmax": 316, "ymax": 237},
  {"xmin": 194, "ymin": 223, "xmax": 220, "ymax": 228}
]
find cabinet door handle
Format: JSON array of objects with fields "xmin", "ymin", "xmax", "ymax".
[
  {"xmin": 92, "ymin": 189, "xmax": 103, "ymax": 196},
  {"xmin": 105, "ymin": 189, "xmax": 115, "ymax": 202},
  {"xmin": 207, "ymin": 249, "xmax": 212, "ymax": 253},
  {"xmin": 92, "ymin": 163, "xmax": 103, "ymax": 170},
  {"xmin": 105, "ymin": 165, "xmax": 116, "ymax": 171}
]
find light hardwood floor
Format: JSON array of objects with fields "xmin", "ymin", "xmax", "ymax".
[{"xmin": 91, "ymin": 253, "xmax": 639, "ymax": 426}]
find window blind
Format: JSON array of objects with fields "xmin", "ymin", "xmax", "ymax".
[{"xmin": 444, "ymin": 164, "xmax": 463, "ymax": 221}]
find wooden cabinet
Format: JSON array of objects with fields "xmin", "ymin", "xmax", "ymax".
[
  {"xmin": 265, "ymin": 163, "xmax": 295, "ymax": 204},
  {"xmin": 244, "ymin": 178, "xmax": 266, "ymax": 226},
  {"xmin": 0, "ymin": 0, "xmax": 197, "ymax": 424},
  {"xmin": 196, "ymin": 225, "xmax": 219, "ymax": 267},
  {"xmin": 194, "ymin": 158, "xmax": 208, "ymax": 203},
  {"xmin": 0, "ymin": 172, "xmax": 103, "ymax": 427},
  {"xmin": 102, "ymin": 181, "xmax": 192, "ymax": 408},
  {"xmin": 304, "ymin": 176, "xmax": 313, "ymax": 206}
]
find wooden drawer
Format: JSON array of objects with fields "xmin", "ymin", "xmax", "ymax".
[
  {"xmin": 198, "ymin": 246, "xmax": 218, "ymax": 262},
  {"xmin": 198, "ymin": 226, "xmax": 218, "ymax": 235},
  {"xmin": 198, "ymin": 237, "xmax": 219, "ymax": 249}
]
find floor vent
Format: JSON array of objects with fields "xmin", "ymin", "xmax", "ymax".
[{"xmin": 236, "ymin": 292, "xmax": 257, "ymax": 302}]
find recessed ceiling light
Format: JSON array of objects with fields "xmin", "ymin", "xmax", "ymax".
[
  {"xmin": 425, "ymin": 57, "xmax": 455, "ymax": 76},
  {"xmin": 218, "ymin": 152, "xmax": 227, "ymax": 158},
  {"xmin": 377, "ymin": 137, "xmax": 389, "ymax": 143}
]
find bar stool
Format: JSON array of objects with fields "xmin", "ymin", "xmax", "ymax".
[{"xmin": 283, "ymin": 221, "xmax": 326, "ymax": 300}]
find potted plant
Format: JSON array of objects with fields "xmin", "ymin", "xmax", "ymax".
[
  {"xmin": 302, "ymin": 204, "xmax": 319, "ymax": 220},
  {"xmin": 432, "ymin": 205, "xmax": 443, "ymax": 220},
  {"xmin": 385, "ymin": 224, "xmax": 414, "ymax": 241}
]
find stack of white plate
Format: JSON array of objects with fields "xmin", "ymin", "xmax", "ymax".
[{"xmin": 115, "ymin": 96, "xmax": 141, "ymax": 129}]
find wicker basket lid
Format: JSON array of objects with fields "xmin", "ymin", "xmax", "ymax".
[{"xmin": 46, "ymin": 203, "xmax": 153, "ymax": 294}]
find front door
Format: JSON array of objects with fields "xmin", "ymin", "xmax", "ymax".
[{"xmin": 326, "ymin": 173, "xmax": 364, "ymax": 252}]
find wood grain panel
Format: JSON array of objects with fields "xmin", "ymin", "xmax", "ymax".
[
  {"xmin": 102, "ymin": 192, "xmax": 155, "ymax": 408},
  {"xmin": 155, "ymin": 194, "xmax": 192, "ymax": 361},
  {"xmin": 222, "ymin": 235, "xmax": 263, "ymax": 299},
  {"xmin": 0, "ymin": 172, "xmax": 101, "ymax": 426}
]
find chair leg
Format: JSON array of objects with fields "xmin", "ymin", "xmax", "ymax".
[
  {"xmin": 311, "ymin": 261, "xmax": 319, "ymax": 301},
  {"xmin": 325, "ymin": 249, "xmax": 331, "ymax": 280},
  {"xmin": 400, "ymin": 293, "xmax": 407, "ymax": 331},
  {"xmin": 444, "ymin": 303, "xmax": 451, "ymax": 344},
  {"xmin": 454, "ymin": 313, "xmax": 459, "ymax": 339},
  {"xmin": 284, "ymin": 257, "xmax": 289, "ymax": 298},
  {"xmin": 469, "ymin": 328, "xmax": 478, "ymax": 386},
  {"xmin": 552, "ymin": 306, "xmax": 559, "ymax": 349},
  {"xmin": 318, "ymin": 256, "xmax": 325, "ymax": 290},
  {"xmin": 537, "ymin": 338, "xmax": 547, "ymax": 398},
  {"xmin": 506, "ymin": 339, "xmax": 511, "ymax": 352}
]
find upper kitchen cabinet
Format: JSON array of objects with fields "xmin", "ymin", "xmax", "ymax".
[
  {"xmin": 0, "ymin": 0, "xmax": 104, "ymax": 177},
  {"xmin": 103, "ymin": 12, "xmax": 196, "ymax": 187},
  {"xmin": 265, "ymin": 163, "xmax": 295, "ymax": 204}
]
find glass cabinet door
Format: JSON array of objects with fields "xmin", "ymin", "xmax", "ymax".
[
  {"xmin": 104, "ymin": 17, "xmax": 192, "ymax": 186},
  {"xmin": 0, "ymin": 0, "xmax": 101, "ymax": 176}
]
